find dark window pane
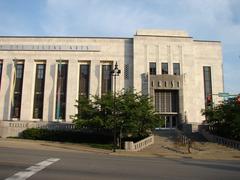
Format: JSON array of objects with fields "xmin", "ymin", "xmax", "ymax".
[
  {"xmin": 149, "ymin": 62, "xmax": 156, "ymax": 75},
  {"xmin": 16, "ymin": 65, "xmax": 23, "ymax": 78},
  {"xmin": 162, "ymin": 63, "xmax": 168, "ymax": 74},
  {"xmin": 204, "ymin": 70, "xmax": 211, "ymax": 81},
  {"xmin": 79, "ymin": 64, "xmax": 90, "ymax": 98},
  {"xmin": 173, "ymin": 63, "xmax": 180, "ymax": 75},
  {"xmin": 203, "ymin": 66, "xmax": 212, "ymax": 107},
  {"xmin": 172, "ymin": 116, "xmax": 177, "ymax": 127},
  {"xmin": 101, "ymin": 65, "xmax": 112, "ymax": 95},
  {"xmin": 12, "ymin": 63, "xmax": 24, "ymax": 118},
  {"xmin": 55, "ymin": 63, "xmax": 68, "ymax": 120},
  {"xmin": 33, "ymin": 64, "xmax": 46, "ymax": 119},
  {"xmin": 171, "ymin": 91, "xmax": 179, "ymax": 112},
  {"xmin": 37, "ymin": 64, "xmax": 45, "ymax": 79}
]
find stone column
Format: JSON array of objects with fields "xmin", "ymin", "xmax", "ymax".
[
  {"xmin": 90, "ymin": 60, "xmax": 100, "ymax": 96},
  {"xmin": 20, "ymin": 59, "xmax": 35, "ymax": 121},
  {"xmin": 42, "ymin": 59, "xmax": 56, "ymax": 122},
  {"xmin": 65, "ymin": 59, "xmax": 78, "ymax": 122},
  {"xmin": 0, "ymin": 58, "xmax": 13, "ymax": 120}
]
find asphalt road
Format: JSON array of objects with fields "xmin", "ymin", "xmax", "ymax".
[{"xmin": 0, "ymin": 146, "xmax": 240, "ymax": 180}]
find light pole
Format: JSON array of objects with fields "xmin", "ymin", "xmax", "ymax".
[{"xmin": 111, "ymin": 62, "xmax": 121, "ymax": 152}]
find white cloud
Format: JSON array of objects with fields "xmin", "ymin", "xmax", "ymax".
[
  {"xmin": 0, "ymin": 0, "xmax": 239, "ymax": 93},
  {"xmin": 42, "ymin": 0, "xmax": 150, "ymax": 36},
  {"xmin": 41, "ymin": 0, "xmax": 240, "ymax": 93}
]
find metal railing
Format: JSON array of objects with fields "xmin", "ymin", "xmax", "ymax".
[
  {"xmin": 174, "ymin": 129, "xmax": 191, "ymax": 145},
  {"xmin": 174, "ymin": 129, "xmax": 192, "ymax": 153},
  {"xmin": 200, "ymin": 129, "xmax": 240, "ymax": 150}
]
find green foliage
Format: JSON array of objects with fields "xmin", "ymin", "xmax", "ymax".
[
  {"xmin": 93, "ymin": 93, "xmax": 115, "ymax": 129},
  {"xmin": 202, "ymin": 96, "xmax": 240, "ymax": 140},
  {"xmin": 71, "ymin": 96, "xmax": 103, "ymax": 129},
  {"xmin": 71, "ymin": 90, "xmax": 162, "ymax": 138}
]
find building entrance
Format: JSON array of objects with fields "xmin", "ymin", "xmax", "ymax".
[
  {"xmin": 162, "ymin": 115, "xmax": 178, "ymax": 129},
  {"xmin": 154, "ymin": 90, "xmax": 179, "ymax": 129}
]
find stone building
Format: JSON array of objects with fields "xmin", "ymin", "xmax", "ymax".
[{"xmin": 0, "ymin": 29, "xmax": 223, "ymax": 136}]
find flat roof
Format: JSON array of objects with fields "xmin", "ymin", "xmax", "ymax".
[
  {"xmin": 0, "ymin": 35, "xmax": 133, "ymax": 40},
  {"xmin": 136, "ymin": 29, "xmax": 189, "ymax": 37},
  {"xmin": 0, "ymin": 35, "xmax": 220, "ymax": 43},
  {"xmin": 134, "ymin": 34, "xmax": 193, "ymax": 39}
]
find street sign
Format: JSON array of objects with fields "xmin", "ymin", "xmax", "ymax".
[{"xmin": 218, "ymin": 92, "xmax": 229, "ymax": 97}]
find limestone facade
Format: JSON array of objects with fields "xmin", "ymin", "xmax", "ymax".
[{"xmin": 0, "ymin": 29, "xmax": 223, "ymax": 127}]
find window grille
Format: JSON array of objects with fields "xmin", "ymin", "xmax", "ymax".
[
  {"xmin": 124, "ymin": 64, "xmax": 129, "ymax": 79},
  {"xmin": 155, "ymin": 90, "xmax": 179, "ymax": 113}
]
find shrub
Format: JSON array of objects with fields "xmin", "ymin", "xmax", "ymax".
[{"xmin": 20, "ymin": 128, "xmax": 113, "ymax": 144}]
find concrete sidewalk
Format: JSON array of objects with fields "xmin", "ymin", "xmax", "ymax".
[{"xmin": 1, "ymin": 137, "xmax": 240, "ymax": 160}]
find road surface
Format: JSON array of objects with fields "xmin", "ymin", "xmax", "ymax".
[{"xmin": 0, "ymin": 146, "xmax": 240, "ymax": 180}]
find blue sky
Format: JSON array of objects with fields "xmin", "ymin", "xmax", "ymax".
[{"xmin": 0, "ymin": 0, "xmax": 239, "ymax": 94}]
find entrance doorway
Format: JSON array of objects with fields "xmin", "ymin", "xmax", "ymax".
[
  {"xmin": 154, "ymin": 90, "xmax": 179, "ymax": 129},
  {"xmin": 161, "ymin": 115, "xmax": 178, "ymax": 129}
]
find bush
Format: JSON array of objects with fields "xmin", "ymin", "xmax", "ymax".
[
  {"xmin": 20, "ymin": 128, "xmax": 113, "ymax": 144},
  {"xmin": 202, "ymin": 96, "xmax": 240, "ymax": 141}
]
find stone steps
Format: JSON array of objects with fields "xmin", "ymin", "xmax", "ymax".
[{"xmin": 140, "ymin": 130, "xmax": 240, "ymax": 159}]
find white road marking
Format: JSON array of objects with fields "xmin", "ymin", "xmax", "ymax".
[{"xmin": 5, "ymin": 158, "xmax": 60, "ymax": 180}]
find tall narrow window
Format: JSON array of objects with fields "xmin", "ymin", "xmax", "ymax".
[
  {"xmin": 11, "ymin": 61, "xmax": 24, "ymax": 118},
  {"xmin": 33, "ymin": 63, "xmax": 46, "ymax": 119},
  {"xmin": 203, "ymin": 66, "xmax": 212, "ymax": 107},
  {"xmin": 101, "ymin": 64, "xmax": 112, "ymax": 95},
  {"xmin": 55, "ymin": 62, "xmax": 68, "ymax": 120},
  {"xmin": 79, "ymin": 64, "xmax": 90, "ymax": 98},
  {"xmin": 173, "ymin": 63, "xmax": 180, "ymax": 75},
  {"xmin": 162, "ymin": 63, "xmax": 168, "ymax": 74},
  {"xmin": 149, "ymin": 62, "xmax": 156, "ymax": 75},
  {"xmin": 0, "ymin": 61, "xmax": 2, "ymax": 90}
]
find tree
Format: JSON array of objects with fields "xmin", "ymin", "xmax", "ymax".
[
  {"xmin": 116, "ymin": 90, "xmax": 161, "ymax": 137},
  {"xmin": 71, "ymin": 96, "xmax": 103, "ymax": 129},
  {"xmin": 135, "ymin": 94, "xmax": 160, "ymax": 136},
  {"xmin": 71, "ymin": 90, "xmax": 162, "ymax": 138},
  {"xmin": 202, "ymin": 95, "xmax": 240, "ymax": 140}
]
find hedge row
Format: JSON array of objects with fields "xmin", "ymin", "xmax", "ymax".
[{"xmin": 20, "ymin": 128, "xmax": 113, "ymax": 144}]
